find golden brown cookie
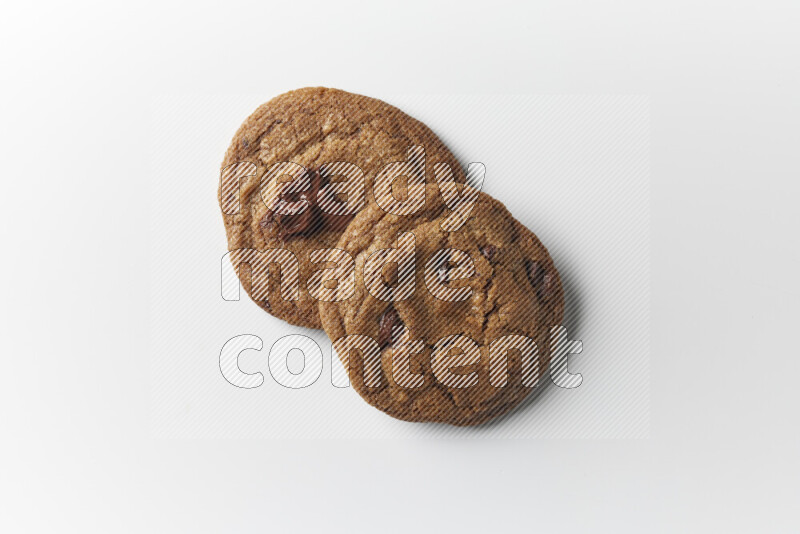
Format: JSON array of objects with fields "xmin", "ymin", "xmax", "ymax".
[
  {"xmin": 219, "ymin": 87, "xmax": 464, "ymax": 328},
  {"xmin": 319, "ymin": 184, "xmax": 565, "ymax": 426}
]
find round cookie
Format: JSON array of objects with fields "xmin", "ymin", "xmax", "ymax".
[
  {"xmin": 219, "ymin": 87, "xmax": 465, "ymax": 328},
  {"xmin": 319, "ymin": 184, "xmax": 565, "ymax": 426}
]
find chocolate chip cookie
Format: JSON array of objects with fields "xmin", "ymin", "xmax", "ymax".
[
  {"xmin": 219, "ymin": 87, "xmax": 465, "ymax": 328},
  {"xmin": 318, "ymin": 183, "xmax": 564, "ymax": 426}
]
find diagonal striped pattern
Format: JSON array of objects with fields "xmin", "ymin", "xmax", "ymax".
[
  {"xmin": 221, "ymin": 248, "xmax": 299, "ymax": 302},
  {"xmin": 332, "ymin": 334, "xmax": 383, "ymax": 388},
  {"xmin": 489, "ymin": 334, "xmax": 539, "ymax": 388},
  {"xmin": 390, "ymin": 326, "xmax": 426, "ymax": 389},
  {"xmin": 434, "ymin": 161, "xmax": 485, "ymax": 231},
  {"xmin": 307, "ymin": 248, "xmax": 356, "ymax": 302},
  {"xmin": 431, "ymin": 334, "xmax": 481, "ymax": 389},
  {"xmin": 219, "ymin": 161, "xmax": 257, "ymax": 215},
  {"xmin": 373, "ymin": 146, "xmax": 427, "ymax": 215},
  {"xmin": 219, "ymin": 334, "xmax": 265, "ymax": 389},
  {"xmin": 423, "ymin": 247, "xmax": 475, "ymax": 302},
  {"xmin": 260, "ymin": 161, "xmax": 312, "ymax": 216},
  {"xmin": 548, "ymin": 325, "xmax": 584, "ymax": 389},
  {"xmin": 362, "ymin": 232, "xmax": 416, "ymax": 302},
  {"xmin": 317, "ymin": 161, "xmax": 365, "ymax": 215}
]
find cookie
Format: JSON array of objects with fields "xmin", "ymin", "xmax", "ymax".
[
  {"xmin": 219, "ymin": 87, "xmax": 465, "ymax": 328},
  {"xmin": 319, "ymin": 183, "xmax": 565, "ymax": 426}
]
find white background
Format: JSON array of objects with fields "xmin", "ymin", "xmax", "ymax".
[{"xmin": 1, "ymin": 0, "xmax": 799, "ymax": 532}]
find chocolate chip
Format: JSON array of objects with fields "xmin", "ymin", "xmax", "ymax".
[
  {"xmin": 438, "ymin": 264, "xmax": 450, "ymax": 284},
  {"xmin": 437, "ymin": 251, "xmax": 452, "ymax": 284},
  {"xmin": 526, "ymin": 260, "xmax": 543, "ymax": 285},
  {"xmin": 241, "ymin": 138, "xmax": 249, "ymax": 149},
  {"xmin": 260, "ymin": 198, "xmax": 315, "ymax": 239},
  {"xmin": 316, "ymin": 169, "xmax": 356, "ymax": 231},
  {"xmin": 526, "ymin": 260, "xmax": 554, "ymax": 301},
  {"xmin": 540, "ymin": 272, "xmax": 555, "ymax": 300},
  {"xmin": 318, "ymin": 185, "xmax": 355, "ymax": 230},
  {"xmin": 283, "ymin": 168, "xmax": 320, "ymax": 203},
  {"xmin": 377, "ymin": 306, "xmax": 403, "ymax": 349},
  {"xmin": 260, "ymin": 166, "xmax": 359, "ymax": 238},
  {"xmin": 480, "ymin": 245, "xmax": 496, "ymax": 261},
  {"xmin": 260, "ymin": 168, "xmax": 321, "ymax": 239}
]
